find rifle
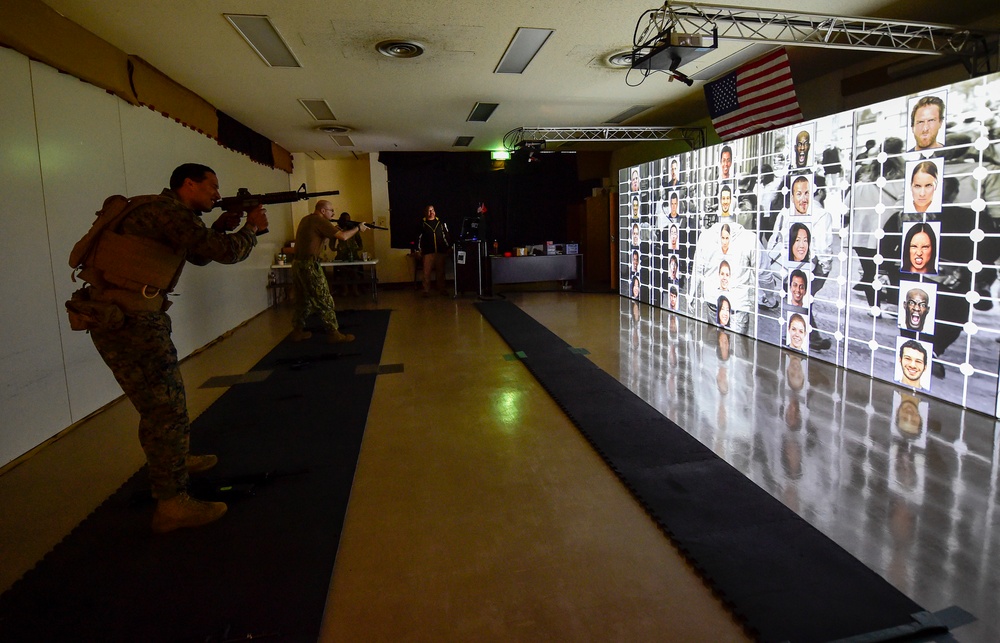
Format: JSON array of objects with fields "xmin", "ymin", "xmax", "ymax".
[
  {"xmin": 213, "ymin": 183, "xmax": 340, "ymax": 235},
  {"xmin": 339, "ymin": 220, "xmax": 388, "ymax": 231}
]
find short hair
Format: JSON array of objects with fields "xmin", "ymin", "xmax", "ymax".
[
  {"xmin": 631, "ymin": 249, "xmax": 639, "ymax": 260},
  {"xmin": 788, "ymin": 269, "xmax": 807, "ymax": 288},
  {"xmin": 792, "ymin": 174, "xmax": 810, "ymax": 191},
  {"xmin": 669, "ymin": 191, "xmax": 679, "ymax": 202},
  {"xmin": 669, "ymin": 284, "xmax": 679, "ymax": 295},
  {"xmin": 911, "ymin": 95, "xmax": 945, "ymax": 126},
  {"xmin": 720, "ymin": 184, "xmax": 732, "ymax": 197},
  {"xmin": 170, "ymin": 163, "xmax": 215, "ymax": 190},
  {"xmin": 721, "ymin": 145, "xmax": 733, "ymax": 159},
  {"xmin": 899, "ymin": 339, "xmax": 928, "ymax": 362},
  {"xmin": 901, "ymin": 222, "xmax": 937, "ymax": 272},
  {"xmin": 669, "ymin": 254, "xmax": 678, "ymax": 267}
]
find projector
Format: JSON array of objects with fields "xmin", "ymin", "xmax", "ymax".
[{"xmin": 632, "ymin": 29, "xmax": 718, "ymax": 73}]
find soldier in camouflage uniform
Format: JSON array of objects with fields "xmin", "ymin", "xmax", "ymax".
[
  {"xmin": 289, "ymin": 200, "xmax": 366, "ymax": 342},
  {"xmin": 88, "ymin": 163, "xmax": 268, "ymax": 533}
]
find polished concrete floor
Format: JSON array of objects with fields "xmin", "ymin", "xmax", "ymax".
[{"xmin": 1, "ymin": 288, "xmax": 997, "ymax": 640}]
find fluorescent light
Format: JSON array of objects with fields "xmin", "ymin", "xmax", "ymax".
[
  {"xmin": 491, "ymin": 151, "xmax": 511, "ymax": 160},
  {"xmin": 332, "ymin": 135, "xmax": 355, "ymax": 147},
  {"xmin": 225, "ymin": 14, "xmax": 301, "ymax": 68},
  {"xmin": 468, "ymin": 102, "xmax": 499, "ymax": 122},
  {"xmin": 495, "ymin": 28, "xmax": 554, "ymax": 74},
  {"xmin": 299, "ymin": 99, "xmax": 336, "ymax": 121}
]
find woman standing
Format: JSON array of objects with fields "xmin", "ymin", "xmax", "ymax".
[{"xmin": 415, "ymin": 205, "xmax": 452, "ymax": 295}]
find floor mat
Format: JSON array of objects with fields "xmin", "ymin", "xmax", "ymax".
[
  {"xmin": 476, "ymin": 299, "xmax": 935, "ymax": 643},
  {"xmin": 0, "ymin": 309, "xmax": 390, "ymax": 643}
]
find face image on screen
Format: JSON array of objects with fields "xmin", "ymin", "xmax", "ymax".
[
  {"xmin": 791, "ymin": 124, "xmax": 815, "ymax": 170},
  {"xmin": 895, "ymin": 337, "xmax": 932, "ymax": 392},
  {"xmin": 898, "ymin": 283, "xmax": 936, "ymax": 334},
  {"xmin": 904, "ymin": 158, "xmax": 944, "ymax": 214},
  {"xmin": 786, "ymin": 270, "xmax": 809, "ymax": 309},
  {"xmin": 900, "ymin": 221, "xmax": 939, "ymax": 275},
  {"xmin": 907, "ymin": 92, "xmax": 947, "ymax": 153},
  {"xmin": 785, "ymin": 312, "xmax": 809, "ymax": 354}
]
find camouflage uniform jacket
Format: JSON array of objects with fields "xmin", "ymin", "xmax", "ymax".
[{"xmin": 121, "ymin": 188, "xmax": 258, "ymax": 275}]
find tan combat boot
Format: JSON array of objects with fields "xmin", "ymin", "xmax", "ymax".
[
  {"xmin": 290, "ymin": 327, "xmax": 312, "ymax": 342},
  {"xmin": 151, "ymin": 493, "xmax": 227, "ymax": 534},
  {"xmin": 327, "ymin": 329, "xmax": 355, "ymax": 343},
  {"xmin": 185, "ymin": 454, "xmax": 218, "ymax": 474}
]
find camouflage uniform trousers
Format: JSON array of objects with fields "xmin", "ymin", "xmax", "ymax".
[
  {"xmin": 90, "ymin": 311, "xmax": 190, "ymax": 500},
  {"xmin": 291, "ymin": 258, "xmax": 340, "ymax": 331}
]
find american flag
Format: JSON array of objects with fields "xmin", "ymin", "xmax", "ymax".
[{"xmin": 704, "ymin": 48, "xmax": 803, "ymax": 141}]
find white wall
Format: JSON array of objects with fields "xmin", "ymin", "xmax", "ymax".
[{"xmin": 0, "ymin": 47, "xmax": 291, "ymax": 468}]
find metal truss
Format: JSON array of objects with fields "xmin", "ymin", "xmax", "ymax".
[
  {"xmin": 503, "ymin": 126, "xmax": 705, "ymax": 152},
  {"xmin": 639, "ymin": 2, "xmax": 996, "ymax": 63}
]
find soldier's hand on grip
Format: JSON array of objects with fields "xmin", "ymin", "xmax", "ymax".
[{"xmin": 246, "ymin": 205, "xmax": 269, "ymax": 235}]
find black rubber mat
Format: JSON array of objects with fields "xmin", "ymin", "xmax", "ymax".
[
  {"xmin": 0, "ymin": 309, "xmax": 390, "ymax": 643},
  {"xmin": 476, "ymin": 299, "xmax": 933, "ymax": 643}
]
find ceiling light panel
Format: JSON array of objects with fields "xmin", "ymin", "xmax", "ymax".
[
  {"xmin": 332, "ymin": 135, "xmax": 355, "ymax": 147},
  {"xmin": 225, "ymin": 14, "xmax": 301, "ymax": 68},
  {"xmin": 468, "ymin": 102, "xmax": 499, "ymax": 122},
  {"xmin": 454, "ymin": 136, "xmax": 474, "ymax": 147},
  {"xmin": 495, "ymin": 28, "xmax": 554, "ymax": 74},
  {"xmin": 299, "ymin": 99, "xmax": 336, "ymax": 121}
]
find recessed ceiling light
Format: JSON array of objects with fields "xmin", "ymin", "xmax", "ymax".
[
  {"xmin": 495, "ymin": 28, "xmax": 554, "ymax": 74},
  {"xmin": 376, "ymin": 40, "xmax": 425, "ymax": 59},
  {"xmin": 225, "ymin": 14, "xmax": 301, "ymax": 68}
]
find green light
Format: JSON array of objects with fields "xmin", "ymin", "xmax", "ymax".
[{"xmin": 491, "ymin": 150, "xmax": 511, "ymax": 160}]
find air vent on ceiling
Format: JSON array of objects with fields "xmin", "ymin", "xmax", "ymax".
[
  {"xmin": 454, "ymin": 136, "xmax": 474, "ymax": 147},
  {"xmin": 607, "ymin": 51, "xmax": 635, "ymax": 68},
  {"xmin": 468, "ymin": 102, "xmax": 499, "ymax": 122},
  {"xmin": 316, "ymin": 125, "xmax": 352, "ymax": 134},
  {"xmin": 376, "ymin": 40, "xmax": 425, "ymax": 58},
  {"xmin": 604, "ymin": 105, "xmax": 652, "ymax": 124},
  {"xmin": 299, "ymin": 99, "xmax": 336, "ymax": 121},
  {"xmin": 332, "ymin": 135, "xmax": 355, "ymax": 147}
]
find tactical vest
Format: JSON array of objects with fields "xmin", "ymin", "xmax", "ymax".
[{"xmin": 70, "ymin": 195, "xmax": 186, "ymax": 312}]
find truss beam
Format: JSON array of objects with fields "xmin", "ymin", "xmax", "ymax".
[
  {"xmin": 641, "ymin": 2, "xmax": 994, "ymax": 59},
  {"xmin": 503, "ymin": 126, "xmax": 705, "ymax": 151}
]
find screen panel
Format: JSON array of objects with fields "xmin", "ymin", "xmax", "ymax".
[{"xmin": 620, "ymin": 72, "xmax": 1000, "ymax": 417}]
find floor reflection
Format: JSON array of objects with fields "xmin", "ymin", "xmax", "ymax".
[{"xmin": 620, "ymin": 298, "xmax": 1000, "ymax": 641}]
